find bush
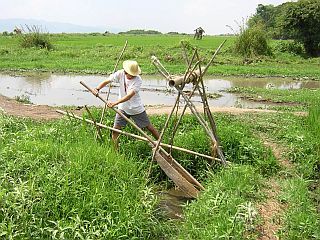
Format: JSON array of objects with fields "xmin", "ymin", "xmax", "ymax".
[
  {"xmin": 20, "ymin": 25, "xmax": 54, "ymax": 50},
  {"xmin": 282, "ymin": 0, "xmax": 320, "ymax": 57},
  {"xmin": 274, "ymin": 40, "xmax": 305, "ymax": 55},
  {"xmin": 234, "ymin": 25, "xmax": 272, "ymax": 58}
]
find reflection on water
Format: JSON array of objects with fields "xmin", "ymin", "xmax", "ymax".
[{"xmin": 0, "ymin": 73, "xmax": 319, "ymax": 108}]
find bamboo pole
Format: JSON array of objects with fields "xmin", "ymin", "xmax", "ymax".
[
  {"xmin": 151, "ymin": 93, "xmax": 181, "ymax": 161},
  {"xmin": 201, "ymin": 39, "xmax": 227, "ymax": 78},
  {"xmin": 56, "ymin": 110, "xmax": 224, "ymax": 163}
]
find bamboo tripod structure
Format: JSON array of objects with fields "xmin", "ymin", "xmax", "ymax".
[{"xmin": 151, "ymin": 40, "xmax": 227, "ymax": 165}]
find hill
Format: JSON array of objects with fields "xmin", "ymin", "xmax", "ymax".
[{"xmin": 0, "ymin": 18, "xmax": 121, "ymax": 33}]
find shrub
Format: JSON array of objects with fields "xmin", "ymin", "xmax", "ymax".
[
  {"xmin": 20, "ymin": 25, "xmax": 54, "ymax": 50},
  {"xmin": 234, "ymin": 25, "xmax": 272, "ymax": 58},
  {"xmin": 274, "ymin": 40, "xmax": 305, "ymax": 55}
]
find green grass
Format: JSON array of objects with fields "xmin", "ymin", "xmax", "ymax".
[
  {"xmin": 168, "ymin": 165, "xmax": 263, "ymax": 239},
  {"xmin": 0, "ymin": 34, "xmax": 320, "ymax": 78},
  {"xmin": 1, "ymin": 108, "xmax": 319, "ymax": 239},
  {"xmin": 0, "ymin": 114, "xmax": 165, "ymax": 239},
  {"xmin": 278, "ymin": 177, "xmax": 320, "ymax": 240}
]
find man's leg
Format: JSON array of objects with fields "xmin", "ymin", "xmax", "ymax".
[
  {"xmin": 146, "ymin": 124, "xmax": 160, "ymax": 139},
  {"xmin": 131, "ymin": 111, "xmax": 160, "ymax": 140},
  {"xmin": 112, "ymin": 111, "xmax": 128, "ymax": 150},
  {"xmin": 112, "ymin": 125, "xmax": 122, "ymax": 150}
]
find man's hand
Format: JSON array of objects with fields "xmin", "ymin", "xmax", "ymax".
[
  {"xmin": 93, "ymin": 88, "xmax": 99, "ymax": 96},
  {"xmin": 107, "ymin": 101, "xmax": 117, "ymax": 108}
]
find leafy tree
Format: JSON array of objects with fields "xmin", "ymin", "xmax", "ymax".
[
  {"xmin": 248, "ymin": 3, "xmax": 287, "ymax": 39},
  {"xmin": 282, "ymin": 0, "xmax": 320, "ymax": 56}
]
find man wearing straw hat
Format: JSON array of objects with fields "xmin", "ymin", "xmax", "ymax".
[{"xmin": 93, "ymin": 60, "xmax": 159, "ymax": 148}]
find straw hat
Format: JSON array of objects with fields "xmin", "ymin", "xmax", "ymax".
[{"xmin": 123, "ymin": 60, "xmax": 141, "ymax": 76}]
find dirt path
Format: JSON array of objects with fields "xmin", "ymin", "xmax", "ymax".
[
  {"xmin": 0, "ymin": 94, "xmax": 286, "ymax": 121},
  {"xmin": 0, "ymin": 95, "xmax": 61, "ymax": 120},
  {"xmin": 257, "ymin": 135, "xmax": 293, "ymax": 240}
]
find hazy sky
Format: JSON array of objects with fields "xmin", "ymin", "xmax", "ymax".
[{"xmin": 0, "ymin": 0, "xmax": 290, "ymax": 34}]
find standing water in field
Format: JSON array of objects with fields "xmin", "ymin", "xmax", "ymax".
[{"xmin": 0, "ymin": 72, "xmax": 319, "ymax": 108}]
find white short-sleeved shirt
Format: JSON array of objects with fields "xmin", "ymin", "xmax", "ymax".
[{"xmin": 107, "ymin": 70, "xmax": 145, "ymax": 115}]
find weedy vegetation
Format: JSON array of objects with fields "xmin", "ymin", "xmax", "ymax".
[{"xmin": 19, "ymin": 25, "xmax": 54, "ymax": 50}]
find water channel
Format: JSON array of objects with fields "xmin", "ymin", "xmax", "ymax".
[{"xmin": 1, "ymin": 72, "xmax": 319, "ymax": 109}]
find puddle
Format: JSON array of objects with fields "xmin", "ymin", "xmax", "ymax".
[
  {"xmin": 157, "ymin": 188, "xmax": 192, "ymax": 219},
  {"xmin": 0, "ymin": 72, "xmax": 319, "ymax": 108}
]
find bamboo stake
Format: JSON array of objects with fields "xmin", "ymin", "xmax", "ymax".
[
  {"xmin": 201, "ymin": 39, "xmax": 227, "ymax": 78},
  {"xmin": 99, "ymin": 40, "xmax": 128, "ymax": 125},
  {"xmin": 152, "ymin": 93, "xmax": 181, "ymax": 161},
  {"xmin": 180, "ymin": 41, "xmax": 191, "ymax": 67},
  {"xmin": 84, "ymin": 105, "xmax": 104, "ymax": 142},
  {"xmin": 176, "ymin": 88, "xmax": 214, "ymax": 139},
  {"xmin": 168, "ymin": 72, "xmax": 204, "ymax": 149},
  {"xmin": 194, "ymin": 51, "xmax": 226, "ymax": 165}
]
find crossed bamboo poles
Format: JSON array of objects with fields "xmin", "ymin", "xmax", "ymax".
[{"xmin": 151, "ymin": 40, "xmax": 227, "ymax": 165}]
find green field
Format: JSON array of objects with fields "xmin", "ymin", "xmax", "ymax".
[{"xmin": 0, "ymin": 34, "xmax": 320, "ymax": 78}]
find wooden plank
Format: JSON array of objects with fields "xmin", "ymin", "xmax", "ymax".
[{"xmin": 154, "ymin": 150, "xmax": 199, "ymax": 198}]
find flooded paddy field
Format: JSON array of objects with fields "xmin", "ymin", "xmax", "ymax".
[{"xmin": 1, "ymin": 72, "xmax": 319, "ymax": 108}]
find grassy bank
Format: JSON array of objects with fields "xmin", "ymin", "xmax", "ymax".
[
  {"xmin": 0, "ymin": 34, "xmax": 320, "ymax": 78},
  {"xmin": 1, "ymin": 107, "xmax": 319, "ymax": 239},
  {"xmin": 228, "ymin": 87, "xmax": 320, "ymax": 111}
]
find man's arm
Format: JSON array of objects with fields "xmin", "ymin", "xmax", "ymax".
[
  {"xmin": 93, "ymin": 79, "xmax": 112, "ymax": 96},
  {"xmin": 107, "ymin": 90, "xmax": 135, "ymax": 108}
]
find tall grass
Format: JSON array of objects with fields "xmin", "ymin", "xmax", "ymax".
[
  {"xmin": 1, "ymin": 110, "xmax": 318, "ymax": 238},
  {"xmin": 307, "ymin": 102, "xmax": 320, "ymax": 139},
  {"xmin": 0, "ymin": 114, "xmax": 166, "ymax": 239},
  {"xmin": 232, "ymin": 112, "xmax": 320, "ymax": 239},
  {"xmin": 20, "ymin": 25, "xmax": 54, "ymax": 50}
]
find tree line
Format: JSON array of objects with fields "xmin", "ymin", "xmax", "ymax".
[{"xmin": 248, "ymin": 0, "xmax": 320, "ymax": 56}]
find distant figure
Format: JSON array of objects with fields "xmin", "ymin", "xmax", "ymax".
[
  {"xmin": 194, "ymin": 27, "xmax": 205, "ymax": 40},
  {"xmin": 13, "ymin": 27, "xmax": 22, "ymax": 35}
]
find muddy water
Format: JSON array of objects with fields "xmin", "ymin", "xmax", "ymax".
[
  {"xmin": 157, "ymin": 188, "xmax": 192, "ymax": 219},
  {"xmin": 0, "ymin": 73, "xmax": 319, "ymax": 108}
]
